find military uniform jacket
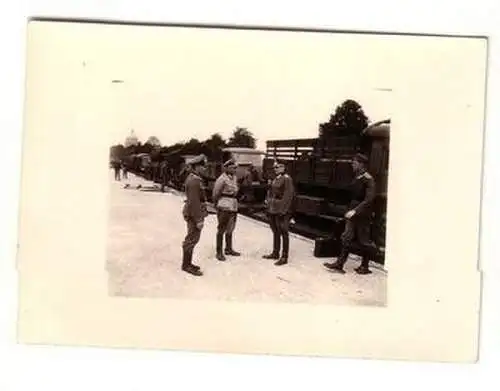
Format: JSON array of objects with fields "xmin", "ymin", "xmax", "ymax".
[
  {"xmin": 212, "ymin": 172, "xmax": 239, "ymax": 212},
  {"xmin": 182, "ymin": 173, "xmax": 208, "ymax": 222},
  {"xmin": 266, "ymin": 173, "xmax": 295, "ymax": 215},
  {"xmin": 348, "ymin": 171, "xmax": 376, "ymax": 218}
]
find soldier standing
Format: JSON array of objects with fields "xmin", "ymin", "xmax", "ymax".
[
  {"xmin": 121, "ymin": 160, "xmax": 128, "ymax": 180},
  {"xmin": 262, "ymin": 161, "xmax": 295, "ymax": 266},
  {"xmin": 323, "ymin": 153, "xmax": 377, "ymax": 275},
  {"xmin": 181, "ymin": 155, "xmax": 208, "ymax": 276},
  {"xmin": 112, "ymin": 160, "xmax": 121, "ymax": 181},
  {"xmin": 160, "ymin": 160, "xmax": 169, "ymax": 192},
  {"xmin": 212, "ymin": 159, "xmax": 241, "ymax": 261}
]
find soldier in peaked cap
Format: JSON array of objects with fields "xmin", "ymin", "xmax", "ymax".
[
  {"xmin": 212, "ymin": 158, "xmax": 241, "ymax": 261},
  {"xmin": 181, "ymin": 154, "xmax": 208, "ymax": 276},
  {"xmin": 324, "ymin": 153, "xmax": 378, "ymax": 275},
  {"xmin": 262, "ymin": 161, "xmax": 295, "ymax": 266}
]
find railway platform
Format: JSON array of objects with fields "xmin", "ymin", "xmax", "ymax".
[{"xmin": 106, "ymin": 171, "xmax": 387, "ymax": 306}]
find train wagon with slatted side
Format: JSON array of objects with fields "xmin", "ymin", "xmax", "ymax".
[{"xmin": 263, "ymin": 120, "xmax": 390, "ymax": 263}]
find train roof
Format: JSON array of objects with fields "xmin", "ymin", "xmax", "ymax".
[
  {"xmin": 362, "ymin": 119, "xmax": 390, "ymax": 138},
  {"xmin": 222, "ymin": 147, "xmax": 266, "ymax": 154}
]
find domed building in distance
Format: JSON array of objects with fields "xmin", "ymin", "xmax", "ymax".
[{"xmin": 124, "ymin": 129, "xmax": 139, "ymax": 148}]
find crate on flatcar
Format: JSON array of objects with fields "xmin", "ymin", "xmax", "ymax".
[
  {"xmin": 294, "ymin": 195, "xmax": 325, "ymax": 216},
  {"xmin": 313, "ymin": 160, "xmax": 334, "ymax": 186}
]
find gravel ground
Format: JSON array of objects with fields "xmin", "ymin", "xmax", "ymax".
[{"xmin": 106, "ymin": 171, "xmax": 387, "ymax": 306}]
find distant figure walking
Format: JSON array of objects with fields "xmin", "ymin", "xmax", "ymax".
[{"xmin": 212, "ymin": 159, "xmax": 241, "ymax": 261}]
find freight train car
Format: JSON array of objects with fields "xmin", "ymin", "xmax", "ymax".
[{"xmin": 263, "ymin": 120, "xmax": 390, "ymax": 263}]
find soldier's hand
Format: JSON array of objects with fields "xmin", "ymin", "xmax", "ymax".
[
  {"xmin": 196, "ymin": 221, "xmax": 204, "ymax": 230},
  {"xmin": 344, "ymin": 210, "xmax": 356, "ymax": 219}
]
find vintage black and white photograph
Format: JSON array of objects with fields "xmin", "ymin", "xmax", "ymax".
[
  {"xmin": 105, "ymin": 24, "xmax": 391, "ymax": 306},
  {"xmin": 17, "ymin": 18, "xmax": 487, "ymax": 362}
]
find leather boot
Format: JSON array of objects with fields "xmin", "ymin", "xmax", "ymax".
[
  {"xmin": 355, "ymin": 256, "xmax": 372, "ymax": 275},
  {"xmin": 224, "ymin": 234, "xmax": 241, "ymax": 256},
  {"xmin": 216, "ymin": 233, "xmax": 226, "ymax": 261},
  {"xmin": 182, "ymin": 249, "xmax": 203, "ymax": 276},
  {"xmin": 355, "ymin": 244, "xmax": 374, "ymax": 274},
  {"xmin": 275, "ymin": 233, "xmax": 289, "ymax": 266},
  {"xmin": 323, "ymin": 249, "xmax": 348, "ymax": 274},
  {"xmin": 263, "ymin": 233, "xmax": 280, "ymax": 259}
]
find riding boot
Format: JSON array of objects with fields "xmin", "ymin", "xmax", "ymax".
[
  {"xmin": 323, "ymin": 248, "xmax": 349, "ymax": 274},
  {"xmin": 224, "ymin": 234, "xmax": 241, "ymax": 256},
  {"xmin": 274, "ymin": 233, "xmax": 289, "ymax": 266},
  {"xmin": 263, "ymin": 233, "xmax": 280, "ymax": 259},
  {"xmin": 216, "ymin": 233, "xmax": 226, "ymax": 261},
  {"xmin": 182, "ymin": 249, "xmax": 203, "ymax": 276},
  {"xmin": 355, "ymin": 248, "xmax": 373, "ymax": 274}
]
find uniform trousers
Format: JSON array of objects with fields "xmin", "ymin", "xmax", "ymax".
[
  {"xmin": 182, "ymin": 218, "xmax": 202, "ymax": 253},
  {"xmin": 216, "ymin": 210, "xmax": 237, "ymax": 235},
  {"xmin": 268, "ymin": 213, "xmax": 291, "ymax": 257},
  {"xmin": 340, "ymin": 217, "xmax": 377, "ymax": 260}
]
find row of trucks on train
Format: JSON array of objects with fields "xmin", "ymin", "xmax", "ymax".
[{"xmin": 115, "ymin": 120, "xmax": 390, "ymax": 264}]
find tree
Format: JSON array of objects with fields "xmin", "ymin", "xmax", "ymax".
[
  {"xmin": 138, "ymin": 142, "xmax": 154, "ymax": 154},
  {"xmin": 165, "ymin": 142, "xmax": 185, "ymax": 154},
  {"xmin": 182, "ymin": 138, "xmax": 203, "ymax": 155},
  {"xmin": 109, "ymin": 144, "xmax": 126, "ymax": 161},
  {"xmin": 146, "ymin": 136, "xmax": 161, "ymax": 147},
  {"xmin": 202, "ymin": 133, "xmax": 227, "ymax": 159},
  {"xmin": 227, "ymin": 127, "xmax": 256, "ymax": 148},
  {"xmin": 319, "ymin": 99, "xmax": 369, "ymax": 138}
]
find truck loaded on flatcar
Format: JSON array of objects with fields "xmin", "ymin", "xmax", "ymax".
[
  {"xmin": 203, "ymin": 147, "xmax": 268, "ymax": 211},
  {"xmin": 129, "ymin": 147, "xmax": 269, "ymax": 209}
]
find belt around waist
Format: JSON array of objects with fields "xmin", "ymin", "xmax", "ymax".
[{"xmin": 221, "ymin": 194, "xmax": 237, "ymax": 198}]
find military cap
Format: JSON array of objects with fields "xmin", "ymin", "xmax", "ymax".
[
  {"xmin": 353, "ymin": 153, "xmax": 369, "ymax": 164},
  {"xmin": 223, "ymin": 158, "xmax": 237, "ymax": 168},
  {"xmin": 186, "ymin": 154, "xmax": 206, "ymax": 166},
  {"xmin": 273, "ymin": 161, "xmax": 285, "ymax": 169}
]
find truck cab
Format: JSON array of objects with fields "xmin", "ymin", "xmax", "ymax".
[
  {"xmin": 204, "ymin": 147, "xmax": 268, "ymax": 210},
  {"xmin": 221, "ymin": 147, "xmax": 266, "ymax": 184}
]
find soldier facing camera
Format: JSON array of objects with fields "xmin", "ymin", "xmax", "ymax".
[
  {"xmin": 262, "ymin": 161, "xmax": 295, "ymax": 266},
  {"xmin": 212, "ymin": 158, "xmax": 241, "ymax": 261},
  {"xmin": 181, "ymin": 154, "xmax": 208, "ymax": 277}
]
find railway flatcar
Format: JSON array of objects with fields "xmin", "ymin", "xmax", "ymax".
[{"xmin": 263, "ymin": 119, "xmax": 390, "ymax": 263}]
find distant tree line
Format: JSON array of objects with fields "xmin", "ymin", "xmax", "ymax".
[
  {"xmin": 109, "ymin": 127, "xmax": 257, "ymax": 163},
  {"xmin": 110, "ymin": 99, "xmax": 374, "ymax": 162}
]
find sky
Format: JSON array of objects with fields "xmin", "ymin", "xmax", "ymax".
[{"xmin": 33, "ymin": 22, "xmax": 394, "ymax": 151}]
